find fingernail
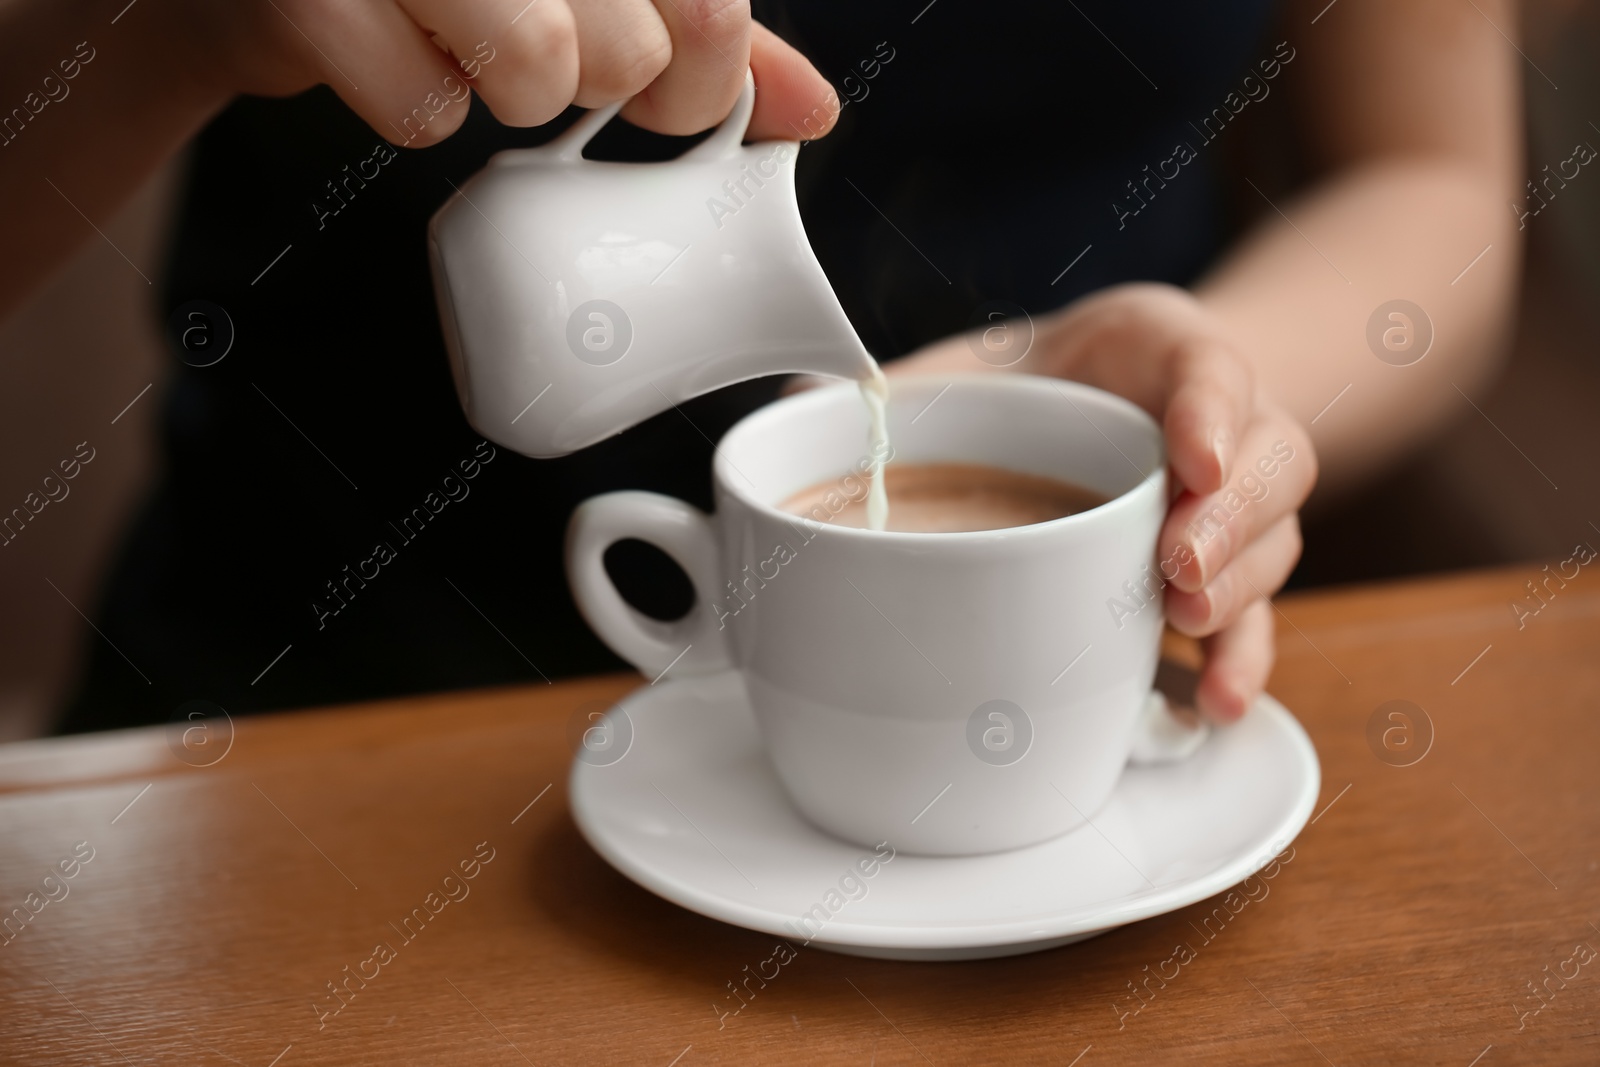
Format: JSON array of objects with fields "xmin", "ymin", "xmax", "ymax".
[
  {"xmin": 1167, "ymin": 587, "xmax": 1213, "ymax": 636},
  {"xmin": 1211, "ymin": 426, "xmax": 1231, "ymax": 480},
  {"xmin": 1203, "ymin": 677, "xmax": 1248, "ymax": 723},
  {"xmin": 1196, "ymin": 537, "xmax": 1221, "ymax": 588},
  {"xmin": 1176, "ymin": 536, "xmax": 1209, "ymax": 590},
  {"xmin": 1179, "ymin": 538, "xmax": 1204, "ymax": 588},
  {"xmin": 1212, "ymin": 695, "xmax": 1247, "ymax": 723},
  {"xmin": 1185, "ymin": 521, "xmax": 1228, "ymax": 589}
]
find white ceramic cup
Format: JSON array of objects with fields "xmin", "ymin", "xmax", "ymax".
[{"xmin": 567, "ymin": 374, "xmax": 1203, "ymax": 855}]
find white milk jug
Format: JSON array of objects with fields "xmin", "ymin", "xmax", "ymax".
[{"xmin": 428, "ymin": 74, "xmax": 877, "ymax": 458}]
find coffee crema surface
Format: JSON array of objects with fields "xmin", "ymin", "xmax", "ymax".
[{"xmin": 781, "ymin": 462, "xmax": 1109, "ymax": 533}]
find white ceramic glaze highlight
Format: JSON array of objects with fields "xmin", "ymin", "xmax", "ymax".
[
  {"xmin": 428, "ymin": 73, "xmax": 876, "ymax": 458},
  {"xmin": 567, "ymin": 375, "xmax": 1209, "ymax": 856},
  {"xmin": 568, "ymin": 670, "xmax": 1320, "ymax": 960}
]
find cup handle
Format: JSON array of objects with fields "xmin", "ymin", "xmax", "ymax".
[
  {"xmin": 545, "ymin": 70, "xmax": 758, "ymax": 164},
  {"xmin": 1127, "ymin": 691, "xmax": 1210, "ymax": 765},
  {"xmin": 566, "ymin": 491, "xmax": 734, "ymax": 680}
]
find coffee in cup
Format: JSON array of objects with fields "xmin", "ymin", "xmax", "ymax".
[{"xmin": 782, "ymin": 462, "xmax": 1110, "ymax": 534}]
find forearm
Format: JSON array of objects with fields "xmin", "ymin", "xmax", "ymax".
[
  {"xmin": 1197, "ymin": 0, "xmax": 1530, "ymax": 499},
  {"xmin": 0, "ymin": 0, "xmax": 227, "ymax": 320},
  {"xmin": 1196, "ymin": 159, "xmax": 1520, "ymax": 497}
]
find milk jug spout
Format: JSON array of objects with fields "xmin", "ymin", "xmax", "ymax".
[{"xmin": 428, "ymin": 72, "xmax": 878, "ymax": 459}]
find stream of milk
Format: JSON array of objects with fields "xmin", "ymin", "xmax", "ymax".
[{"xmin": 859, "ymin": 364, "xmax": 891, "ymax": 531}]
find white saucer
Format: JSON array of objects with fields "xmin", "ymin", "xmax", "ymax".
[{"xmin": 568, "ymin": 672, "xmax": 1320, "ymax": 961}]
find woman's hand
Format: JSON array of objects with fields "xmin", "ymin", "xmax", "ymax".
[
  {"xmin": 889, "ymin": 283, "xmax": 1318, "ymax": 723},
  {"xmin": 170, "ymin": 0, "xmax": 837, "ymax": 144}
]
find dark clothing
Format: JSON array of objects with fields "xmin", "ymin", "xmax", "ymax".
[{"xmin": 60, "ymin": 0, "xmax": 1279, "ymax": 732}]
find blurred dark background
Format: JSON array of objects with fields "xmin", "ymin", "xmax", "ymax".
[{"xmin": 0, "ymin": 0, "xmax": 1594, "ymax": 740}]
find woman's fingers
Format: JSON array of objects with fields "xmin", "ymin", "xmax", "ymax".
[
  {"xmin": 620, "ymin": 0, "xmax": 749, "ymax": 134},
  {"xmin": 1166, "ymin": 514, "xmax": 1302, "ymax": 638},
  {"xmin": 1158, "ymin": 412, "xmax": 1315, "ymax": 593},
  {"xmin": 565, "ymin": 0, "xmax": 674, "ymax": 108},
  {"xmin": 388, "ymin": 1, "xmax": 829, "ymax": 140},
  {"xmin": 393, "ymin": 0, "xmax": 579, "ymax": 128},
  {"xmin": 1160, "ymin": 340, "xmax": 1255, "ymax": 498},
  {"xmin": 287, "ymin": 0, "xmax": 471, "ymax": 146},
  {"xmin": 882, "ymin": 283, "xmax": 1309, "ymax": 728},
  {"xmin": 1194, "ymin": 598, "xmax": 1276, "ymax": 723},
  {"xmin": 745, "ymin": 21, "xmax": 839, "ymax": 139},
  {"xmin": 619, "ymin": 14, "xmax": 842, "ymax": 139},
  {"xmin": 1037, "ymin": 285, "xmax": 1255, "ymax": 499}
]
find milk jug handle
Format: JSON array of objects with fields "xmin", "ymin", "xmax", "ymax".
[
  {"xmin": 545, "ymin": 70, "xmax": 757, "ymax": 164},
  {"xmin": 680, "ymin": 70, "xmax": 757, "ymax": 161},
  {"xmin": 546, "ymin": 99, "xmax": 626, "ymax": 162}
]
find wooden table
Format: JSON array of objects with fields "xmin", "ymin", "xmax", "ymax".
[{"xmin": 2, "ymin": 565, "xmax": 1597, "ymax": 1065}]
